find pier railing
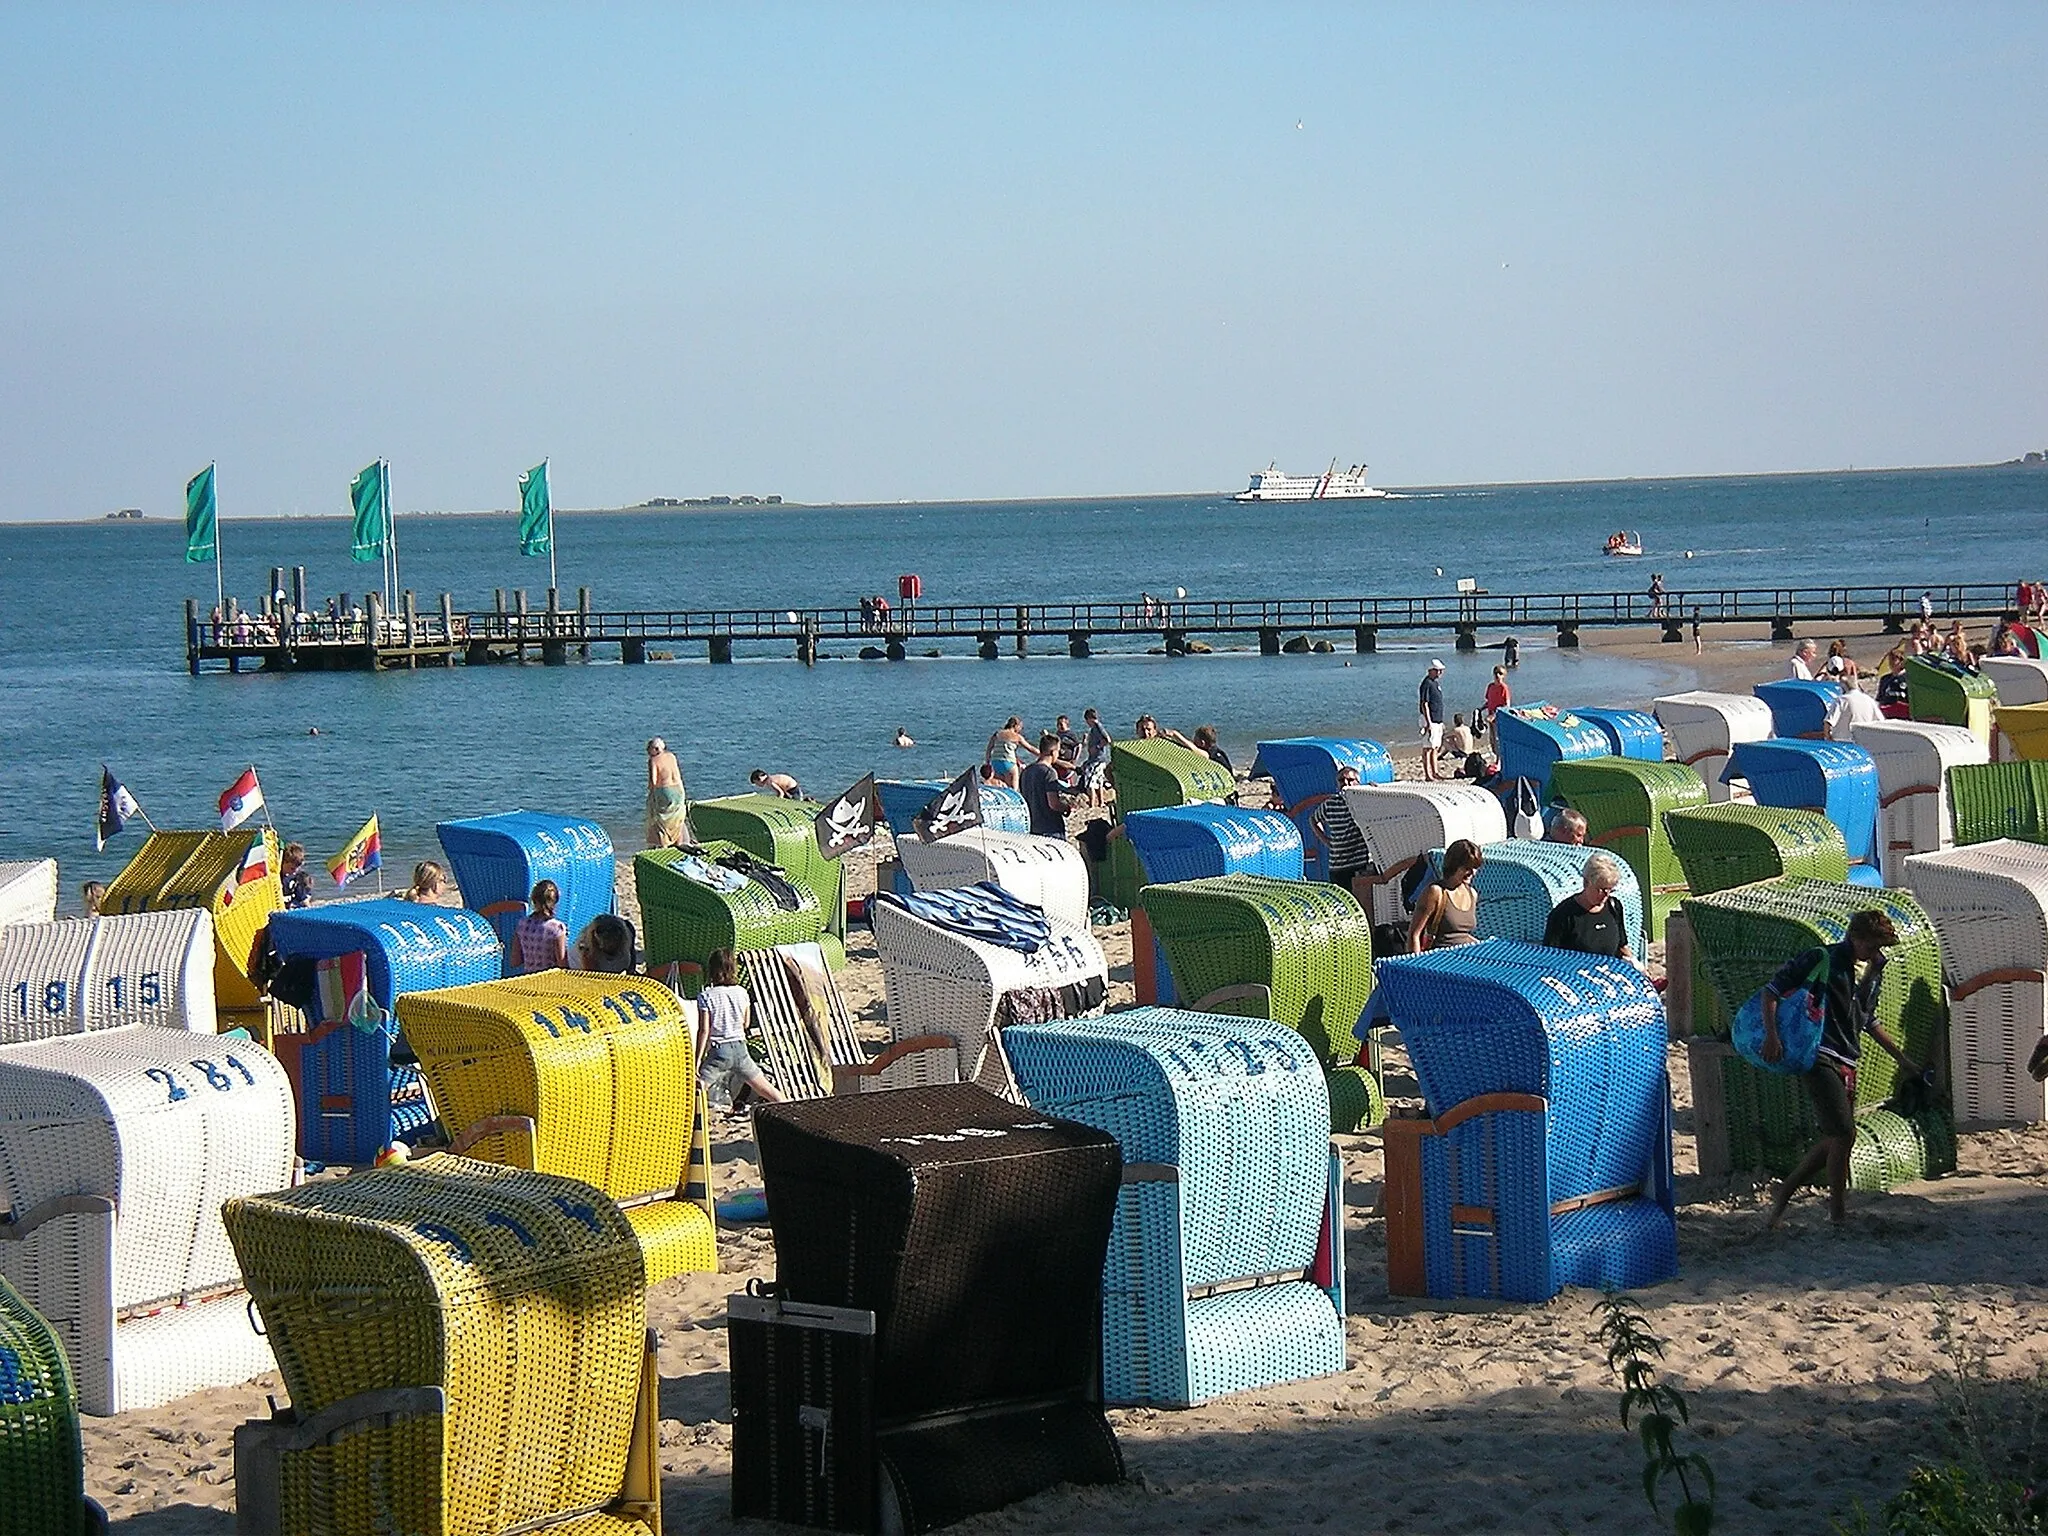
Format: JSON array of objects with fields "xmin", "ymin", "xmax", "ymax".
[{"xmin": 186, "ymin": 581, "xmax": 2020, "ymax": 672}]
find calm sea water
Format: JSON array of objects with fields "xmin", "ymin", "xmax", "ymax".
[{"xmin": 2, "ymin": 466, "xmax": 2042, "ymax": 901}]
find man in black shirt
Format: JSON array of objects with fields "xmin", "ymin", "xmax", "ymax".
[
  {"xmin": 1018, "ymin": 734, "xmax": 1073, "ymax": 839},
  {"xmin": 1760, "ymin": 909, "xmax": 1916, "ymax": 1226},
  {"xmin": 1540, "ymin": 853, "xmax": 1634, "ymax": 962}
]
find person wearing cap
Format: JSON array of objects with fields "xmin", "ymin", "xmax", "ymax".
[
  {"xmin": 1419, "ymin": 659, "xmax": 1448, "ymax": 781},
  {"xmin": 1760, "ymin": 909, "xmax": 1918, "ymax": 1226}
]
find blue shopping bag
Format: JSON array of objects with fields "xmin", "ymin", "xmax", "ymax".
[{"xmin": 1731, "ymin": 951, "xmax": 1829, "ymax": 1075}]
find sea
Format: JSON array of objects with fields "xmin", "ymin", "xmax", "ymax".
[{"xmin": 3, "ymin": 465, "xmax": 2043, "ymax": 905}]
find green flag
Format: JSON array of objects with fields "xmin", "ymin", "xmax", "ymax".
[
  {"xmin": 517, "ymin": 460, "xmax": 551, "ymax": 557},
  {"xmin": 350, "ymin": 460, "xmax": 388, "ymax": 563},
  {"xmin": 184, "ymin": 463, "xmax": 217, "ymax": 563}
]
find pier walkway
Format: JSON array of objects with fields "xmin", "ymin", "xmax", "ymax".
[{"xmin": 185, "ymin": 581, "xmax": 2018, "ymax": 673}]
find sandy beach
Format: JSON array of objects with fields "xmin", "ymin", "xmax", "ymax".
[{"xmin": 81, "ymin": 627, "xmax": 2048, "ymax": 1535}]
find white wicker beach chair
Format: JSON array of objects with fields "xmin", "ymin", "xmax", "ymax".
[
  {"xmin": 895, "ymin": 829, "xmax": 1093, "ymax": 930},
  {"xmin": 0, "ymin": 910, "xmax": 216, "ymax": 1044},
  {"xmin": 1850, "ymin": 720, "xmax": 1989, "ymax": 883},
  {"xmin": 1979, "ymin": 656, "xmax": 2048, "ymax": 706},
  {"xmin": 1654, "ymin": 691, "xmax": 1772, "ymax": 803},
  {"xmin": 0, "ymin": 861, "xmax": 58, "ymax": 928},
  {"xmin": 1340, "ymin": 783, "xmax": 1509, "ymax": 927},
  {"xmin": 737, "ymin": 940, "xmax": 958, "ymax": 1097},
  {"xmin": 870, "ymin": 899, "xmax": 1108, "ymax": 1101},
  {"xmin": 0, "ymin": 1023, "xmax": 295, "ymax": 1413},
  {"xmin": 1903, "ymin": 839, "xmax": 2048, "ymax": 1126}
]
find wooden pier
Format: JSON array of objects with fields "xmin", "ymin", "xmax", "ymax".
[{"xmin": 186, "ymin": 581, "xmax": 2022, "ymax": 674}]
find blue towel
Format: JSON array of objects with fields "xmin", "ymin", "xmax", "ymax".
[{"xmin": 878, "ymin": 880, "xmax": 1053, "ymax": 953}]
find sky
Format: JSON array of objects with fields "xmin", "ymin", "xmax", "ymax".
[{"xmin": 1, "ymin": 3, "xmax": 2043, "ymax": 516}]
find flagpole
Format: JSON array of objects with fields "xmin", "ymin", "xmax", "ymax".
[
  {"xmin": 212, "ymin": 463, "xmax": 225, "ymax": 621},
  {"xmin": 385, "ymin": 460, "xmax": 401, "ymax": 617}
]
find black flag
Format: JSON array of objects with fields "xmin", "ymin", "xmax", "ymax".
[
  {"xmin": 913, "ymin": 767, "xmax": 982, "ymax": 844},
  {"xmin": 815, "ymin": 773, "xmax": 880, "ymax": 861}
]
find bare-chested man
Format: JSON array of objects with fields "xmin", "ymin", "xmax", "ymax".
[{"xmin": 646, "ymin": 738, "xmax": 690, "ymax": 848}]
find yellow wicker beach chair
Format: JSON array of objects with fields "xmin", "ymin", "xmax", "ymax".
[
  {"xmin": 102, "ymin": 828, "xmax": 281, "ymax": 1031},
  {"xmin": 225, "ymin": 1156, "xmax": 661, "ymax": 1536},
  {"xmin": 397, "ymin": 973, "xmax": 716, "ymax": 1285}
]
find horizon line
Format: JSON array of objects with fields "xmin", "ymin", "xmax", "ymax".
[{"xmin": 11, "ymin": 456, "xmax": 2039, "ymax": 526}]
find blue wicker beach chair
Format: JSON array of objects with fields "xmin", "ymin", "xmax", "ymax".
[
  {"xmin": 435, "ymin": 810, "xmax": 615, "ymax": 955},
  {"xmin": 265, "ymin": 900, "xmax": 504, "ymax": 1163},
  {"xmin": 1122, "ymin": 804, "xmax": 1303, "ymax": 886},
  {"xmin": 1495, "ymin": 705, "xmax": 1612, "ymax": 797},
  {"xmin": 1572, "ymin": 707, "xmax": 1664, "ymax": 761},
  {"xmin": 1753, "ymin": 679, "xmax": 1844, "ymax": 740},
  {"xmin": 875, "ymin": 780, "xmax": 1028, "ymax": 837},
  {"xmin": 1434, "ymin": 839, "xmax": 1645, "ymax": 955},
  {"xmin": 1121, "ymin": 804, "xmax": 1302, "ymax": 1005},
  {"xmin": 1006, "ymin": 1009, "xmax": 1345, "ymax": 1407},
  {"xmin": 1726, "ymin": 739, "xmax": 1883, "ymax": 885},
  {"xmin": 1374, "ymin": 941, "xmax": 1677, "ymax": 1303},
  {"xmin": 1250, "ymin": 738, "xmax": 1394, "ymax": 881}
]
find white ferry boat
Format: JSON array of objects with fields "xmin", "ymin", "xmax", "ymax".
[{"xmin": 1233, "ymin": 460, "xmax": 1387, "ymax": 501}]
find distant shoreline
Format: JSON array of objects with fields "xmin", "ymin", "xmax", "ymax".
[{"xmin": 13, "ymin": 457, "xmax": 2040, "ymax": 527}]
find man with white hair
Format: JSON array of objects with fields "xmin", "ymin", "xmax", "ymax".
[
  {"xmin": 1826, "ymin": 678, "xmax": 1885, "ymax": 738},
  {"xmin": 1789, "ymin": 638, "xmax": 1820, "ymax": 680},
  {"xmin": 646, "ymin": 737, "xmax": 689, "ymax": 849},
  {"xmin": 1541, "ymin": 851, "xmax": 1635, "ymax": 962},
  {"xmin": 1546, "ymin": 807, "xmax": 1589, "ymax": 846}
]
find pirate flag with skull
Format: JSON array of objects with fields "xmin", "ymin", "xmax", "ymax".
[
  {"xmin": 815, "ymin": 773, "xmax": 880, "ymax": 861},
  {"xmin": 913, "ymin": 767, "xmax": 982, "ymax": 844}
]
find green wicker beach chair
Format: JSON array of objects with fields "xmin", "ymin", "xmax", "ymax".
[
  {"xmin": 1663, "ymin": 803, "xmax": 1852, "ymax": 897},
  {"xmin": 1134, "ymin": 875, "xmax": 1383, "ymax": 1131},
  {"xmin": 1946, "ymin": 761, "xmax": 2048, "ymax": 847},
  {"xmin": 1547, "ymin": 757, "xmax": 1708, "ymax": 940},
  {"xmin": 634, "ymin": 842, "xmax": 825, "ymax": 993},
  {"xmin": 1681, "ymin": 876, "xmax": 1952, "ymax": 1190},
  {"xmin": 1106, "ymin": 738, "xmax": 1238, "ymax": 906},
  {"xmin": 1905, "ymin": 656, "xmax": 1996, "ymax": 743},
  {"xmin": 689, "ymin": 793, "xmax": 845, "ymax": 962},
  {"xmin": 0, "ymin": 1278, "xmax": 100, "ymax": 1535}
]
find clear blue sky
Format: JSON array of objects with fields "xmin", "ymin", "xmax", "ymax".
[{"xmin": 2, "ymin": 3, "xmax": 2042, "ymax": 515}]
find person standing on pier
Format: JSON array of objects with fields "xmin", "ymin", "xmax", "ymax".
[
  {"xmin": 1419, "ymin": 660, "xmax": 1448, "ymax": 781},
  {"xmin": 646, "ymin": 738, "xmax": 690, "ymax": 848}
]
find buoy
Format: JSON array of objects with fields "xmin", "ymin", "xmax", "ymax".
[{"xmin": 1685, "ymin": 550, "xmax": 1695, "ymax": 559}]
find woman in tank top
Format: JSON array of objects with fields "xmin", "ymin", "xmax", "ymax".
[{"xmin": 1408, "ymin": 839, "xmax": 1484, "ymax": 952}]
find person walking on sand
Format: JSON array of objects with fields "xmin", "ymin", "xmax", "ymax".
[
  {"xmin": 1482, "ymin": 664, "xmax": 1510, "ymax": 750},
  {"xmin": 1019, "ymin": 733, "xmax": 1074, "ymax": 837},
  {"xmin": 646, "ymin": 738, "xmax": 690, "ymax": 848},
  {"xmin": 984, "ymin": 716, "xmax": 1032, "ymax": 789},
  {"xmin": 1761, "ymin": 909, "xmax": 1919, "ymax": 1226},
  {"xmin": 696, "ymin": 949, "xmax": 786, "ymax": 1109},
  {"xmin": 1419, "ymin": 659, "xmax": 1448, "ymax": 780}
]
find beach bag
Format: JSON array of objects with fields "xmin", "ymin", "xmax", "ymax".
[
  {"xmin": 1731, "ymin": 951, "xmax": 1829, "ymax": 1075},
  {"xmin": 1511, "ymin": 781, "xmax": 1544, "ymax": 840}
]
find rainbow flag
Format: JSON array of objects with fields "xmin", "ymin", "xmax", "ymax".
[{"xmin": 327, "ymin": 814, "xmax": 382, "ymax": 888}]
